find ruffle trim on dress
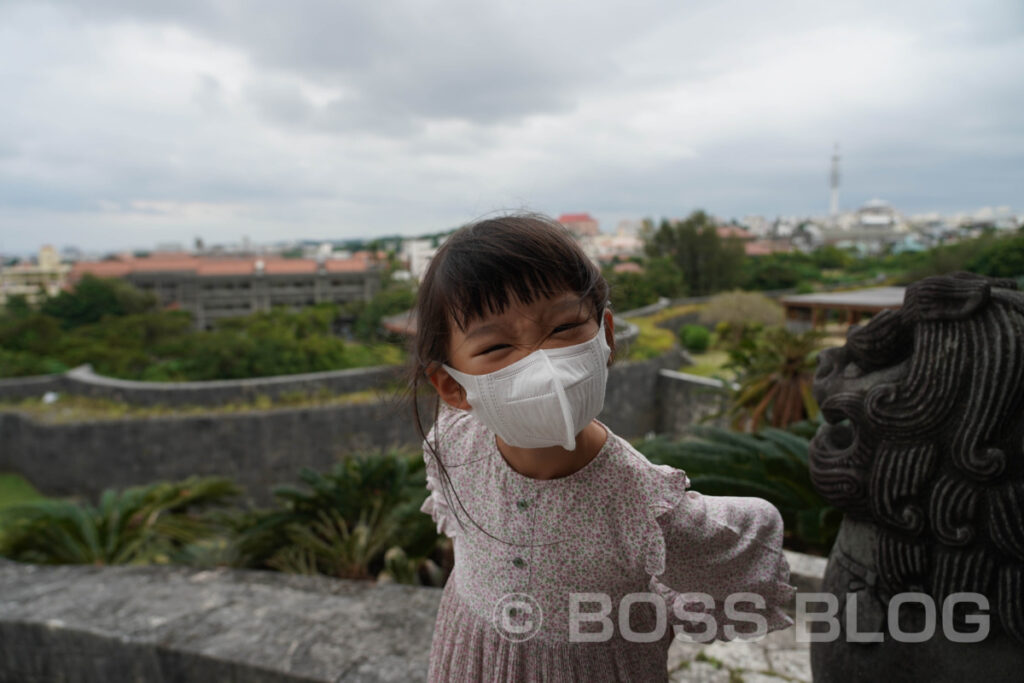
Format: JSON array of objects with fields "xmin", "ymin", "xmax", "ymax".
[
  {"xmin": 641, "ymin": 464, "xmax": 693, "ymax": 578},
  {"xmin": 420, "ymin": 466, "xmax": 463, "ymax": 539},
  {"xmin": 649, "ymin": 576, "xmax": 796, "ymax": 640}
]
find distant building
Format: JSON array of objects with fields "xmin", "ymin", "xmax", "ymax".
[
  {"xmin": 744, "ymin": 240, "xmax": 793, "ymax": 256},
  {"xmin": 583, "ymin": 233, "xmax": 644, "ymax": 264},
  {"xmin": 782, "ymin": 287, "xmax": 904, "ymax": 331},
  {"xmin": 558, "ymin": 213, "xmax": 600, "ymax": 237},
  {"xmin": 856, "ymin": 199, "xmax": 904, "ymax": 230},
  {"xmin": 0, "ymin": 246, "xmax": 71, "ymax": 307},
  {"xmin": 68, "ymin": 252, "xmax": 382, "ymax": 330},
  {"xmin": 716, "ymin": 225, "xmax": 754, "ymax": 242},
  {"xmin": 400, "ymin": 238, "xmax": 444, "ymax": 281},
  {"xmin": 612, "ymin": 262, "xmax": 643, "ymax": 274}
]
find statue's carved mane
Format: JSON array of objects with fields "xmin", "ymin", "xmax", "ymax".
[{"xmin": 810, "ymin": 272, "xmax": 1024, "ymax": 643}]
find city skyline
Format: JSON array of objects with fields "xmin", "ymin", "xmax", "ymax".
[{"xmin": 1, "ymin": 0, "xmax": 1022, "ymax": 254}]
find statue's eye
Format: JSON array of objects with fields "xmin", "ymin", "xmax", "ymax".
[{"xmin": 843, "ymin": 363, "xmax": 863, "ymax": 379}]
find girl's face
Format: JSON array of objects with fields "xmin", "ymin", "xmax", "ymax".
[{"xmin": 445, "ymin": 291, "xmax": 611, "ymax": 377}]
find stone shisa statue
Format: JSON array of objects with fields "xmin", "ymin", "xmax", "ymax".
[{"xmin": 808, "ymin": 272, "xmax": 1024, "ymax": 682}]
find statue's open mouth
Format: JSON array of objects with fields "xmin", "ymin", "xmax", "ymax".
[
  {"xmin": 821, "ymin": 420, "xmax": 854, "ymax": 451},
  {"xmin": 811, "ymin": 393, "xmax": 863, "ymax": 464}
]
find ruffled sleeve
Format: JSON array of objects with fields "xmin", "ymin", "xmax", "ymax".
[
  {"xmin": 418, "ymin": 405, "xmax": 465, "ymax": 539},
  {"xmin": 419, "ymin": 459, "xmax": 462, "ymax": 539},
  {"xmin": 644, "ymin": 476, "xmax": 797, "ymax": 640}
]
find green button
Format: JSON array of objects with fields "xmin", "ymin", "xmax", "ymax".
[
  {"xmin": 512, "ymin": 557, "xmax": 526, "ymax": 568},
  {"xmin": 516, "ymin": 499, "xmax": 529, "ymax": 510}
]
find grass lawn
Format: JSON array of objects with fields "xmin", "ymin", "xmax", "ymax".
[
  {"xmin": 0, "ymin": 472, "xmax": 46, "ymax": 547},
  {"xmin": 681, "ymin": 349, "xmax": 734, "ymax": 379},
  {"xmin": 0, "ymin": 472, "xmax": 43, "ymax": 509},
  {"xmin": 0, "ymin": 386, "xmax": 388, "ymax": 423}
]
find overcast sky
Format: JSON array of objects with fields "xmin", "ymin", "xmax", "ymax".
[{"xmin": 1, "ymin": 0, "xmax": 1022, "ymax": 254}]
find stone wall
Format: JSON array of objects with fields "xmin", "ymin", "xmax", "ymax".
[
  {"xmin": 0, "ymin": 398, "xmax": 419, "ymax": 507},
  {"xmin": 655, "ymin": 369, "xmax": 733, "ymax": 436},
  {"xmin": 0, "ymin": 350, "xmax": 715, "ymax": 507},
  {"xmin": 0, "ymin": 364, "xmax": 403, "ymax": 407}
]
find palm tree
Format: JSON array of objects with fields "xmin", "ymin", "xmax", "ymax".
[{"xmin": 726, "ymin": 326, "xmax": 824, "ymax": 432}]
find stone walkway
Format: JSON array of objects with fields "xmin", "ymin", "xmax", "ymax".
[{"xmin": 666, "ymin": 618, "xmax": 811, "ymax": 682}]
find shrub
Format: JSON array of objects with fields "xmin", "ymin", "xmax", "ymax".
[
  {"xmin": 0, "ymin": 476, "xmax": 241, "ymax": 565},
  {"xmin": 699, "ymin": 290, "xmax": 784, "ymax": 328},
  {"xmin": 229, "ymin": 450, "xmax": 445, "ymax": 585},
  {"xmin": 679, "ymin": 324, "xmax": 710, "ymax": 353}
]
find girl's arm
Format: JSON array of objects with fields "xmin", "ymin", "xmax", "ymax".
[{"xmin": 649, "ymin": 490, "xmax": 796, "ymax": 640}]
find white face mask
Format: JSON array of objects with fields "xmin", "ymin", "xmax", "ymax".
[{"xmin": 442, "ymin": 320, "xmax": 612, "ymax": 451}]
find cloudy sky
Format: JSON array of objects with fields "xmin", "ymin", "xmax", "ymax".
[{"xmin": 1, "ymin": 0, "xmax": 1022, "ymax": 254}]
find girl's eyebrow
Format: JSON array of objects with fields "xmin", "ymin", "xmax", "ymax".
[
  {"xmin": 464, "ymin": 322, "xmax": 504, "ymax": 340},
  {"xmin": 463, "ymin": 298, "xmax": 586, "ymax": 340}
]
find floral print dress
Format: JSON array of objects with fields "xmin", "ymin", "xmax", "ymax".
[{"xmin": 420, "ymin": 405, "xmax": 796, "ymax": 682}]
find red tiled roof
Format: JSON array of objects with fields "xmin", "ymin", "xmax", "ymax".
[
  {"xmin": 558, "ymin": 213, "xmax": 596, "ymax": 223},
  {"xmin": 69, "ymin": 261, "xmax": 133, "ymax": 280},
  {"xmin": 262, "ymin": 259, "xmax": 318, "ymax": 274},
  {"xmin": 325, "ymin": 258, "xmax": 368, "ymax": 272},
  {"xmin": 744, "ymin": 240, "xmax": 793, "ymax": 256},
  {"xmin": 69, "ymin": 254, "xmax": 373, "ymax": 280},
  {"xmin": 130, "ymin": 258, "xmax": 202, "ymax": 272},
  {"xmin": 195, "ymin": 261, "xmax": 254, "ymax": 275},
  {"xmin": 613, "ymin": 262, "xmax": 643, "ymax": 274},
  {"xmin": 716, "ymin": 226, "xmax": 754, "ymax": 240}
]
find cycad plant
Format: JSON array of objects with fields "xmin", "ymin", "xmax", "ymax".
[
  {"xmin": 725, "ymin": 326, "xmax": 824, "ymax": 431},
  {"xmin": 230, "ymin": 450, "xmax": 445, "ymax": 585},
  {"xmin": 0, "ymin": 476, "xmax": 242, "ymax": 565},
  {"xmin": 636, "ymin": 420, "xmax": 839, "ymax": 554}
]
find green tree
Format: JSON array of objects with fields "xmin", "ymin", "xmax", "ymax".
[
  {"xmin": 966, "ymin": 233, "xmax": 1024, "ymax": 279},
  {"xmin": 352, "ymin": 285, "xmax": 416, "ymax": 342},
  {"xmin": 1, "ymin": 294, "xmax": 32, "ymax": 318},
  {"xmin": 811, "ymin": 245, "xmax": 853, "ymax": 270},
  {"xmin": 41, "ymin": 274, "xmax": 157, "ymax": 329},
  {"xmin": 605, "ymin": 269, "xmax": 657, "ymax": 312},
  {"xmin": 645, "ymin": 256, "xmax": 687, "ymax": 299},
  {"xmin": 644, "ymin": 210, "xmax": 745, "ymax": 296}
]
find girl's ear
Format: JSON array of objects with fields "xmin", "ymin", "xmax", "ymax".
[
  {"xmin": 427, "ymin": 367, "xmax": 472, "ymax": 410},
  {"xmin": 603, "ymin": 308, "xmax": 616, "ymax": 365}
]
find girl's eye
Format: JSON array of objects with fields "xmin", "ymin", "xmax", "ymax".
[
  {"xmin": 553, "ymin": 321, "xmax": 583, "ymax": 334},
  {"xmin": 481, "ymin": 344, "xmax": 511, "ymax": 355}
]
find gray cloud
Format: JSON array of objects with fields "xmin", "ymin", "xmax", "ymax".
[{"xmin": 0, "ymin": 0, "xmax": 1021, "ymax": 253}]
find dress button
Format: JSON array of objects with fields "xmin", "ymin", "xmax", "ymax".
[
  {"xmin": 516, "ymin": 499, "xmax": 529, "ymax": 510},
  {"xmin": 512, "ymin": 557, "xmax": 526, "ymax": 568}
]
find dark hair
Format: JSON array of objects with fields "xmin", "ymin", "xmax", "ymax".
[{"xmin": 408, "ymin": 212, "xmax": 610, "ymax": 544}]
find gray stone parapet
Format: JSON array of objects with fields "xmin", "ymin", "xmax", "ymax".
[
  {"xmin": 0, "ymin": 552, "xmax": 826, "ymax": 683},
  {"xmin": 0, "ymin": 558, "xmax": 440, "ymax": 683}
]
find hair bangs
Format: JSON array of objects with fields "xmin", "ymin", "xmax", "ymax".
[{"xmin": 438, "ymin": 252, "xmax": 585, "ymax": 331}]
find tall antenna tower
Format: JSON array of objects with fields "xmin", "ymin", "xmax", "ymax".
[{"xmin": 829, "ymin": 143, "xmax": 840, "ymax": 222}]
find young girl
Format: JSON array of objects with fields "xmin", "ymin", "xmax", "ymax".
[{"xmin": 410, "ymin": 214, "xmax": 795, "ymax": 682}]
